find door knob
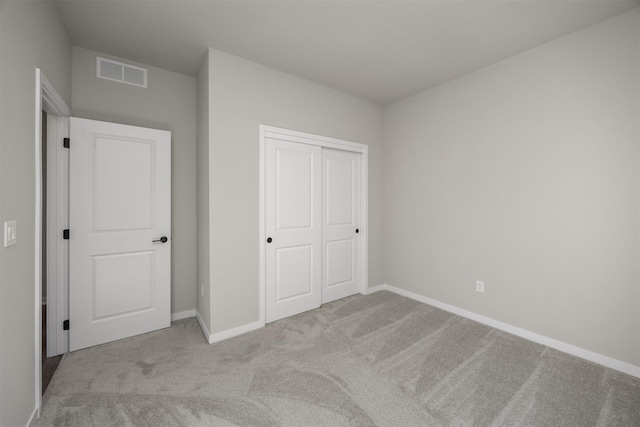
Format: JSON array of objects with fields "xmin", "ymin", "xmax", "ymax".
[
  {"xmin": 152, "ymin": 236, "xmax": 168, "ymax": 243},
  {"xmin": 267, "ymin": 237, "xmax": 273, "ymax": 243},
  {"xmin": 355, "ymin": 229, "xmax": 359, "ymax": 234}
]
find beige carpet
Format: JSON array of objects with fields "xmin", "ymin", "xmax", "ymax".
[{"xmin": 37, "ymin": 291, "xmax": 640, "ymax": 426}]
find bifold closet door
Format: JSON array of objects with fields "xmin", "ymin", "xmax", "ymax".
[
  {"xmin": 265, "ymin": 138, "xmax": 322, "ymax": 322},
  {"xmin": 322, "ymin": 148, "xmax": 361, "ymax": 303}
]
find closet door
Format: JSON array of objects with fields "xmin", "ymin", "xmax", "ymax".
[
  {"xmin": 322, "ymin": 149, "xmax": 361, "ymax": 303},
  {"xmin": 265, "ymin": 138, "xmax": 322, "ymax": 322}
]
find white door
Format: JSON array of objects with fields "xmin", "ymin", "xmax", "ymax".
[
  {"xmin": 69, "ymin": 117, "xmax": 171, "ymax": 351},
  {"xmin": 322, "ymin": 149, "xmax": 361, "ymax": 303},
  {"xmin": 265, "ymin": 138, "xmax": 322, "ymax": 322}
]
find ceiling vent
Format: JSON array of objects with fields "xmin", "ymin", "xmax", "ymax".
[{"xmin": 97, "ymin": 57, "xmax": 147, "ymax": 88}]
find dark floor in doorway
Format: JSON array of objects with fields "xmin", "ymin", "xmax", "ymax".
[{"xmin": 42, "ymin": 304, "xmax": 63, "ymax": 393}]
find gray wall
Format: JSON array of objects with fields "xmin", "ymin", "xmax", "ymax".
[
  {"xmin": 202, "ymin": 48, "xmax": 384, "ymax": 334},
  {"xmin": 196, "ymin": 55, "xmax": 211, "ymax": 329},
  {"xmin": 383, "ymin": 9, "xmax": 640, "ymax": 366},
  {"xmin": 71, "ymin": 46, "xmax": 197, "ymax": 315},
  {"xmin": 0, "ymin": 1, "xmax": 71, "ymax": 425},
  {"xmin": 1, "ymin": 0, "xmax": 3, "ymax": 416}
]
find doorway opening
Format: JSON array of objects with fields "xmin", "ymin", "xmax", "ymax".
[{"xmin": 35, "ymin": 68, "xmax": 70, "ymax": 415}]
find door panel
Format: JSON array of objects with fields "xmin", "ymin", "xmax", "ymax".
[
  {"xmin": 266, "ymin": 138, "xmax": 321, "ymax": 322},
  {"xmin": 69, "ymin": 117, "xmax": 171, "ymax": 351},
  {"xmin": 93, "ymin": 137, "xmax": 153, "ymax": 231},
  {"xmin": 325, "ymin": 239, "xmax": 354, "ymax": 287},
  {"xmin": 92, "ymin": 251, "xmax": 153, "ymax": 319},
  {"xmin": 276, "ymin": 150, "xmax": 314, "ymax": 230},
  {"xmin": 322, "ymin": 149, "xmax": 360, "ymax": 303},
  {"xmin": 275, "ymin": 245, "xmax": 313, "ymax": 301}
]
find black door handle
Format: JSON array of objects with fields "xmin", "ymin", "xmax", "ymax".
[
  {"xmin": 267, "ymin": 237, "xmax": 273, "ymax": 243},
  {"xmin": 152, "ymin": 236, "xmax": 168, "ymax": 243},
  {"xmin": 355, "ymin": 229, "xmax": 359, "ymax": 234}
]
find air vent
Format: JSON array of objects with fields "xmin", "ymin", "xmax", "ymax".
[{"xmin": 97, "ymin": 57, "xmax": 147, "ymax": 88}]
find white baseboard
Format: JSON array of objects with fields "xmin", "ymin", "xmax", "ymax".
[
  {"xmin": 27, "ymin": 406, "xmax": 37, "ymax": 427},
  {"xmin": 363, "ymin": 284, "xmax": 386, "ymax": 294},
  {"xmin": 195, "ymin": 310, "xmax": 211, "ymax": 342},
  {"xmin": 171, "ymin": 309, "xmax": 196, "ymax": 322},
  {"xmin": 207, "ymin": 320, "xmax": 265, "ymax": 344},
  {"xmin": 369, "ymin": 284, "xmax": 640, "ymax": 379},
  {"xmin": 194, "ymin": 311, "xmax": 265, "ymax": 344}
]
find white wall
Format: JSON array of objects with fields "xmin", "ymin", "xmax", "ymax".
[
  {"xmin": 383, "ymin": 9, "xmax": 640, "ymax": 367},
  {"xmin": 71, "ymin": 46, "xmax": 198, "ymax": 316},
  {"xmin": 0, "ymin": 1, "xmax": 71, "ymax": 425},
  {"xmin": 202, "ymin": 48, "xmax": 384, "ymax": 334}
]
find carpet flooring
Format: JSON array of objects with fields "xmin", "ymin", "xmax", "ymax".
[{"xmin": 37, "ymin": 291, "xmax": 640, "ymax": 426}]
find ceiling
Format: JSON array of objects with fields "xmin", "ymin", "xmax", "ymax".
[{"xmin": 55, "ymin": 0, "xmax": 639, "ymax": 105}]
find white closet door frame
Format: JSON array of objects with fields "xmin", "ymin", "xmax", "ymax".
[{"xmin": 259, "ymin": 125, "xmax": 368, "ymax": 325}]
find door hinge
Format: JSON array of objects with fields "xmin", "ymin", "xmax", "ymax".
[
  {"xmin": 63, "ymin": 320, "xmax": 69, "ymax": 330},
  {"xmin": 63, "ymin": 229, "xmax": 69, "ymax": 240},
  {"xmin": 63, "ymin": 138, "xmax": 70, "ymax": 148}
]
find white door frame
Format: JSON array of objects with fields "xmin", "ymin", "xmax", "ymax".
[
  {"xmin": 45, "ymin": 114, "xmax": 69, "ymax": 357},
  {"xmin": 259, "ymin": 125, "xmax": 368, "ymax": 325},
  {"xmin": 35, "ymin": 69, "xmax": 70, "ymax": 416}
]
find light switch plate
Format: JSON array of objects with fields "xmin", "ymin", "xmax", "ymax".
[{"xmin": 4, "ymin": 220, "xmax": 17, "ymax": 247}]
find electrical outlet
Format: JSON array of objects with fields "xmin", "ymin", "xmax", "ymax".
[
  {"xmin": 476, "ymin": 280, "xmax": 485, "ymax": 293},
  {"xmin": 4, "ymin": 220, "xmax": 17, "ymax": 247}
]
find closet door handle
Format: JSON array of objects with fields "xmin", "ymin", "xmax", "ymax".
[
  {"xmin": 267, "ymin": 237, "xmax": 273, "ymax": 243},
  {"xmin": 152, "ymin": 236, "xmax": 168, "ymax": 243},
  {"xmin": 355, "ymin": 229, "xmax": 359, "ymax": 234}
]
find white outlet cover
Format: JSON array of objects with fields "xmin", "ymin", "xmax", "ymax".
[
  {"xmin": 4, "ymin": 220, "xmax": 17, "ymax": 247},
  {"xmin": 476, "ymin": 280, "xmax": 485, "ymax": 293}
]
